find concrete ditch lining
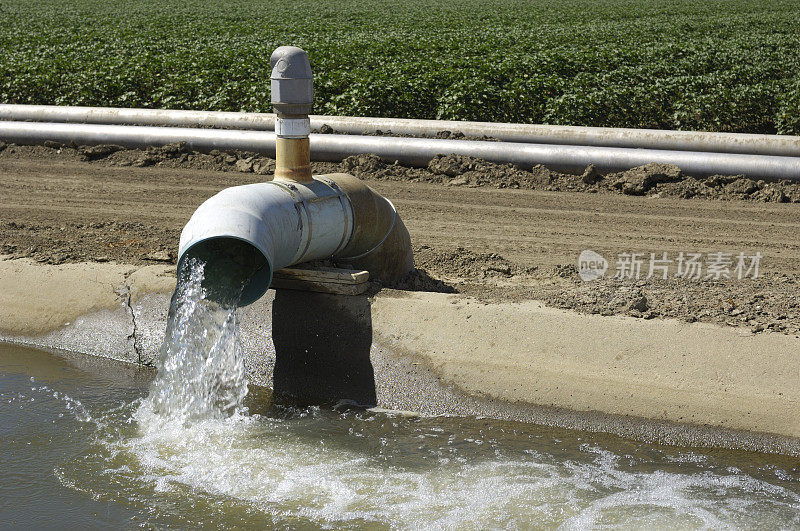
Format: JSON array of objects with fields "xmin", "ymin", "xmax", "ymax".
[{"xmin": 1, "ymin": 256, "xmax": 798, "ymax": 456}]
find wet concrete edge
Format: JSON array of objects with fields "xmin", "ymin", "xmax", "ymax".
[{"xmin": 1, "ymin": 289, "xmax": 798, "ymax": 458}]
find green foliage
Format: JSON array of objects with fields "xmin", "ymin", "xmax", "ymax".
[
  {"xmin": 777, "ymin": 77, "xmax": 800, "ymax": 135},
  {"xmin": 1, "ymin": 0, "xmax": 799, "ymax": 133}
]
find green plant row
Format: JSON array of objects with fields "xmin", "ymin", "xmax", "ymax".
[{"xmin": 1, "ymin": 0, "xmax": 799, "ymax": 134}]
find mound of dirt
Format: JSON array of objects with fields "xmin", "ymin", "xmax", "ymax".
[
  {"xmin": 5, "ymin": 142, "xmax": 800, "ymax": 202},
  {"xmin": 312, "ymin": 124, "xmax": 498, "ymax": 141},
  {"xmin": 2, "ymin": 220, "xmax": 178, "ymax": 265},
  {"xmin": 384, "ymin": 268, "xmax": 457, "ymax": 293},
  {"xmin": 606, "ymin": 163, "xmax": 683, "ymax": 196},
  {"xmin": 407, "ymin": 244, "xmax": 800, "ymax": 337},
  {"xmin": 536, "ymin": 269, "xmax": 800, "ymax": 335},
  {"xmin": 339, "ymin": 151, "xmax": 800, "ymax": 202},
  {"xmin": 339, "ymin": 154, "xmax": 432, "ymax": 182},
  {"xmin": 427, "ymin": 154, "xmax": 551, "ymax": 189},
  {"xmin": 102, "ymin": 142, "xmax": 277, "ymax": 175},
  {"xmin": 412, "ymin": 245, "xmax": 535, "ymax": 279},
  {"xmin": 23, "ymin": 141, "xmax": 276, "ymax": 174}
]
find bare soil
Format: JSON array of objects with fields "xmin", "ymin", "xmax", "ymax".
[{"xmin": 1, "ymin": 142, "xmax": 799, "ymax": 336}]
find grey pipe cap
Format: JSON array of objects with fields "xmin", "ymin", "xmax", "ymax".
[{"xmin": 270, "ymin": 46, "xmax": 314, "ymax": 116}]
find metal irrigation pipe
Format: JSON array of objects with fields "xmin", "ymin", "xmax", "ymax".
[
  {"xmin": 1, "ymin": 120, "xmax": 799, "ymax": 180},
  {"xmin": 2, "ymin": 104, "xmax": 799, "ymax": 157}
]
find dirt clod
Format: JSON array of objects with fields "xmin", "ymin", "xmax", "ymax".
[
  {"xmin": 628, "ymin": 295, "xmax": 649, "ymax": 313},
  {"xmin": 581, "ymin": 164, "xmax": 601, "ymax": 185},
  {"xmin": 434, "ymin": 130, "xmax": 466, "ymax": 140},
  {"xmin": 725, "ymin": 178, "xmax": 760, "ymax": 196},
  {"xmin": 342, "ymin": 154, "xmax": 385, "ymax": 173},
  {"xmin": 609, "ymin": 163, "xmax": 682, "ymax": 196},
  {"xmin": 235, "ymin": 159, "xmax": 254, "ymax": 173},
  {"xmin": 144, "ymin": 250, "xmax": 172, "ymax": 262},
  {"xmin": 413, "ymin": 245, "xmax": 533, "ymax": 280},
  {"xmin": 80, "ymin": 144, "xmax": 125, "ymax": 161},
  {"xmin": 159, "ymin": 141, "xmax": 190, "ymax": 155}
]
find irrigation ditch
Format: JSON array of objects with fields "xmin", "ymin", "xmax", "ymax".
[{"xmin": 1, "ymin": 101, "xmax": 799, "ymax": 454}]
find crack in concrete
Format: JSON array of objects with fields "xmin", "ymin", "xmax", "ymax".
[{"xmin": 120, "ymin": 282, "xmax": 151, "ymax": 366}]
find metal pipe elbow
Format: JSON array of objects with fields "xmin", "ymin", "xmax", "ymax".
[
  {"xmin": 322, "ymin": 173, "xmax": 415, "ymax": 282},
  {"xmin": 177, "ymin": 175, "xmax": 413, "ymax": 306},
  {"xmin": 177, "ymin": 183, "xmax": 304, "ymax": 305}
]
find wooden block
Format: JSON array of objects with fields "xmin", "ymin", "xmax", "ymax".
[{"xmin": 271, "ymin": 266, "xmax": 370, "ymax": 295}]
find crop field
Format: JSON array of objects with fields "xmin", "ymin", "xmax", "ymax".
[{"xmin": 1, "ymin": 0, "xmax": 799, "ymax": 134}]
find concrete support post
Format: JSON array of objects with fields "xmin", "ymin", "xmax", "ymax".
[{"xmin": 271, "ymin": 289, "xmax": 376, "ymax": 406}]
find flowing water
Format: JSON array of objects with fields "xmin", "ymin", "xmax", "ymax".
[
  {"xmin": 143, "ymin": 260, "xmax": 249, "ymax": 423},
  {"xmin": 2, "ymin": 261, "xmax": 800, "ymax": 528}
]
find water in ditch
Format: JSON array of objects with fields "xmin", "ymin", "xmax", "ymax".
[{"xmin": 2, "ymin": 260, "xmax": 800, "ymax": 528}]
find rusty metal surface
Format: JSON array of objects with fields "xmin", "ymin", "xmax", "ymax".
[
  {"xmin": 322, "ymin": 173, "xmax": 414, "ymax": 282},
  {"xmin": 274, "ymin": 137, "xmax": 312, "ymax": 182}
]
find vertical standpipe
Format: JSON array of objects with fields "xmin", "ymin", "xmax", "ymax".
[
  {"xmin": 271, "ymin": 46, "xmax": 313, "ymax": 183},
  {"xmin": 177, "ymin": 46, "xmax": 414, "ymax": 304}
]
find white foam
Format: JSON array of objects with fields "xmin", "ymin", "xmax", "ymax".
[
  {"xmin": 72, "ymin": 258, "xmax": 799, "ymax": 528},
  {"xmin": 107, "ymin": 411, "xmax": 800, "ymax": 529}
]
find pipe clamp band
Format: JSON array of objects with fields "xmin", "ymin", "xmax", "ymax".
[
  {"xmin": 268, "ymin": 180, "xmax": 312, "ymax": 263},
  {"xmin": 315, "ymin": 177, "xmax": 354, "ymax": 255},
  {"xmin": 275, "ymin": 117, "xmax": 310, "ymax": 138},
  {"xmin": 339, "ymin": 198, "xmax": 398, "ymax": 261}
]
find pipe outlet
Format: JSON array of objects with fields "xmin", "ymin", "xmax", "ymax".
[{"xmin": 178, "ymin": 174, "xmax": 413, "ymax": 306}]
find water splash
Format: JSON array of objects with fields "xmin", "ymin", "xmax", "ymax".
[
  {"xmin": 69, "ymin": 254, "xmax": 797, "ymax": 528},
  {"xmin": 137, "ymin": 260, "xmax": 249, "ymax": 424},
  {"xmin": 5, "ymin": 340, "xmax": 799, "ymax": 527}
]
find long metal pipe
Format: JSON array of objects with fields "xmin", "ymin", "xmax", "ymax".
[
  {"xmin": 0, "ymin": 120, "xmax": 277, "ymax": 152},
  {"xmin": 0, "ymin": 104, "xmax": 277, "ymax": 131},
  {"xmin": 2, "ymin": 104, "xmax": 799, "ymax": 157},
  {"xmin": 1, "ymin": 120, "xmax": 799, "ymax": 180},
  {"xmin": 309, "ymin": 116, "xmax": 800, "ymax": 159}
]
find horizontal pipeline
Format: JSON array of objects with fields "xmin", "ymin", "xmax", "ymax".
[
  {"xmin": 1, "ymin": 120, "xmax": 799, "ymax": 180},
  {"xmin": 0, "ymin": 105, "xmax": 277, "ymax": 131},
  {"xmin": 2, "ymin": 104, "xmax": 800, "ymax": 158}
]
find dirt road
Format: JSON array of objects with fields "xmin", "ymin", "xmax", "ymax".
[{"xmin": 2, "ymin": 144, "xmax": 799, "ymax": 335}]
